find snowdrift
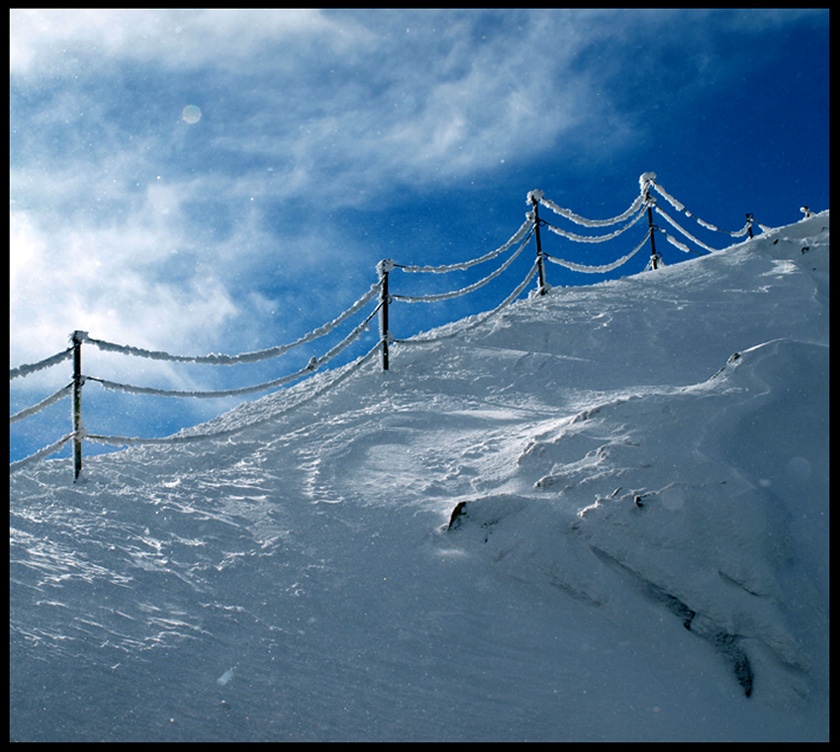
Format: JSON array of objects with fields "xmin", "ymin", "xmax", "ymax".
[{"xmin": 10, "ymin": 211, "xmax": 829, "ymax": 742}]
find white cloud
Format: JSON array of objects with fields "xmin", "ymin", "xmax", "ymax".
[
  {"xmin": 9, "ymin": 7, "xmax": 828, "ymax": 386},
  {"xmin": 9, "ymin": 9, "xmax": 364, "ymax": 75}
]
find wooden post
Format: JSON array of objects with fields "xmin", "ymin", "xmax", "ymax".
[
  {"xmin": 640, "ymin": 177, "xmax": 660, "ymax": 270},
  {"xmin": 71, "ymin": 330, "xmax": 84, "ymax": 480},
  {"xmin": 530, "ymin": 195, "xmax": 547, "ymax": 295},
  {"xmin": 377, "ymin": 260, "xmax": 393, "ymax": 371},
  {"xmin": 646, "ymin": 203, "xmax": 659, "ymax": 269}
]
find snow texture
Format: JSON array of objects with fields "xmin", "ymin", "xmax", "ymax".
[{"xmin": 10, "ymin": 210, "xmax": 829, "ymax": 742}]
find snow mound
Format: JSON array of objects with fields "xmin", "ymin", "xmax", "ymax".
[{"xmin": 10, "ymin": 212, "xmax": 829, "ymax": 742}]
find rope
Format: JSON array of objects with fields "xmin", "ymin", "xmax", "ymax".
[
  {"xmin": 542, "ymin": 205, "xmax": 648, "ymax": 244},
  {"xmin": 83, "ymin": 344, "xmax": 380, "ymax": 449},
  {"xmin": 9, "ymin": 382, "xmax": 74, "ymax": 424},
  {"xmin": 657, "ymin": 226, "xmax": 704, "ymax": 256},
  {"xmin": 9, "ymin": 433, "xmax": 74, "ymax": 475},
  {"xmin": 534, "ymin": 190, "xmax": 646, "ymax": 228},
  {"xmin": 395, "ymin": 259, "xmax": 540, "ymax": 345},
  {"xmin": 543, "ymin": 229, "xmax": 652, "ymax": 273},
  {"xmin": 9, "ymin": 347, "xmax": 74, "ymax": 381},
  {"xmin": 82, "ymin": 282, "xmax": 381, "ymax": 365},
  {"xmin": 85, "ymin": 301, "xmax": 381, "ymax": 399},
  {"xmin": 654, "ymin": 206, "xmax": 721, "ymax": 254},
  {"xmin": 392, "ymin": 227, "xmax": 534, "ymax": 303},
  {"xmin": 650, "ymin": 178, "xmax": 753, "ymax": 238},
  {"xmin": 396, "ymin": 216, "xmax": 534, "ymax": 273}
]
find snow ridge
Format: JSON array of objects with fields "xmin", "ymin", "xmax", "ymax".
[{"xmin": 10, "ymin": 211, "xmax": 829, "ymax": 742}]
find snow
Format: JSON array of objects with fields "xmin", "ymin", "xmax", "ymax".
[{"xmin": 9, "ymin": 211, "xmax": 829, "ymax": 742}]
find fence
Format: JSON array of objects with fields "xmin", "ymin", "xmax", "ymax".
[{"xmin": 10, "ymin": 173, "xmax": 770, "ymax": 479}]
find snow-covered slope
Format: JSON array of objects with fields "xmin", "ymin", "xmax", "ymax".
[{"xmin": 10, "ymin": 212, "xmax": 829, "ymax": 742}]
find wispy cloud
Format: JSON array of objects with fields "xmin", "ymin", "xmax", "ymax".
[{"xmin": 10, "ymin": 8, "xmax": 828, "ymax": 383}]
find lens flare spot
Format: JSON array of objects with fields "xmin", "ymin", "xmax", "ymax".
[{"xmin": 182, "ymin": 105, "xmax": 202, "ymax": 124}]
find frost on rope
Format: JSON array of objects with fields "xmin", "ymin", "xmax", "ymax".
[
  {"xmin": 82, "ymin": 282, "xmax": 381, "ymax": 365},
  {"xmin": 543, "ymin": 205, "xmax": 648, "ymax": 243},
  {"xmin": 543, "ymin": 231, "xmax": 651, "ymax": 273},
  {"xmin": 398, "ymin": 216, "xmax": 534, "ymax": 273},
  {"xmin": 9, "ymin": 347, "xmax": 74, "ymax": 381},
  {"xmin": 393, "ymin": 229, "xmax": 532, "ymax": 302}
]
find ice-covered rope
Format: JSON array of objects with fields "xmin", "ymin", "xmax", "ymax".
[
  {"xmin": 9, "ymin": 433, "xmax": 74, "ymax": 475},
  {"xmin": 654, "ymin": 206, "xmax": 721, "ymax": 254},
  {"xmin": 397, "ymin": 216, "xmax": 534, "ymax": 273},
  {"xmin": 10, "ymin": 347, "xmax": 74, "ymax": 381},
  {"xmin": 395, "ymin": 259, "xmax": 540, "ymax": 345},
  {"xmin": 83, "ymin": 344, "xmax": 381, "ymax": 449},
  {"xmin": 542, "ymin": 204, "xmax": 647, "ymax": 244},
  {"xmin": 657, "ymin": 226, "xmax": 702, "ymax": 256},
  {"xmin": 10, "ymin": 382, "xmax": 74, "ymax": 424},
  {"xmin": 392, "ymin": 227, "xmax": 533, "ymax": 303},
  {"xmin": 531, "ymin": 189, "xmax": 646, "ymax": 228},
  {"xmin": 650, "ymin": 178, "xmax": 752, "ymax": 238},
  {"xmin": 82, "ymin": 282, "xmax": 381, "ymax": 365},
  {"xmin": 86, "ymin": 302, "xmax": 381, "ymax": 399},
  {"xmin": 543, "ymin": 229, "xmax": 652, "ymax": 273}
]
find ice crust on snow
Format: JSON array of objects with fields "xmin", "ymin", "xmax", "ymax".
[{"xmin": 9, "ymin": 211, "xmax": 829, "ymax": 742}]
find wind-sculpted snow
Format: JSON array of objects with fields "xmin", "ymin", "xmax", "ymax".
[{"xmin": 10, "ymin": 212, "xmax": 828, "ymax": 741}]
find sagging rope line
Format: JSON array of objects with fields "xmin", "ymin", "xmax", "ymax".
[
  {"xmin": 82, "ymin": 281, "xmax": 382, "ymax": 365},
  {"xmin": 86, "ymin": 301, "xmax": 382, "ymax": 399},
  {"xmin": 395, "ymin": 258, "xmax": 540, "ymax": 345},
  {"xmin": 657, "ymin": 226, "xmax": 705, "ymax": 256},
  {"xmin": 649, "ymin": 178, "xmax": 753, "ymax": 239},
  {"xmin": 10, "ymin": 347, "xmax": 74, "ymax": 381},
  {"xmin": 532, "ymin": 189, "xmax": 646, "ymax": 228},
  {"xmin": 395, "ymin": 216, "xmax": 535, "ymax": 274},
  {"xmin": 541, "ymin": 205, "xmax": 648, "ymax": 244},
  {"xmin": 543, "ymin": 229, "xmax": 653, "ymax": 273},
  {"xmin": 9, "ymin": 382, "xmax": 74, "ymax": 424},
  {"xmin": 392, "ymin": 226, "xmax": 534, "ymax": 303},
  {"xmin": 9, "ymin": 433, "xmax": 74, "ymax": 475},
  {"xmin": 84, "ymin": 343, "xmax": 381, "ymax": 450},
  {"xmin": 9, "ymin": 343, "xmax": 381, "ymax": 469},
  {"xmin": 654, "ymin": 205, "xmax": 723, "ymax": 254}
]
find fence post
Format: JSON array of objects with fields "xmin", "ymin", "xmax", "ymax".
[
  {"xmin": 71, "ymin": 330, "xmax": 85, "ymax": 480},
  {"xmin": 377, "ymin": 260, "xmax": 393, "ymax": 371},
  {"xmin": 530, "ymin": 195, "xmax": 547, "ymax": 295},
  {"xmin": 641, "ymin": 179, "xmax": 660, "ymax": 270}
]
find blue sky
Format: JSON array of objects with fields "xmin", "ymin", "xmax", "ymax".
[{"xmin": 9, "ymin": 8, "xmax": 830, "ymax": 464}]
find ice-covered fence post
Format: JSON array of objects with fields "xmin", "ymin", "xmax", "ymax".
[
  {"xmin": 71, "ymin": 330, "xmax": 85, "ymax": 480},
  {"xmin": 530, "ymin": 193, "xmax": 547, "ymax": 295},
  {"xmin": 640, "ymin": 172, "xmax": 660, "ymax": 270},
  {"xmin": 377, "ymin": 259, "xmax": 394, "ymax": 371}
]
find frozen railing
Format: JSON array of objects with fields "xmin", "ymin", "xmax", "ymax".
[{"xmin": 9, "ymin": 173, "xmax": 770, "ymax": 478}]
